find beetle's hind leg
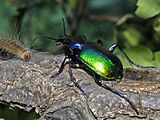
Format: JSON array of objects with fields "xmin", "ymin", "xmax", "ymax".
[
  {"xmin": 108, "ymin": 44, "xmax": 117, "ymax": 52},
  {"xmin": 68, "ymin": 58, "xmax": 87, "ymax": 96},
  {"xmin": 94, "ymin": 74, "xmax": 139, "ymax": 115},
  {"xmin": 109, "ymin": 44, "xmax": 157, "ymax": 68},
  {"xmin": 51, "ymin": 56, "xmax": 68, "ymax": 78}
]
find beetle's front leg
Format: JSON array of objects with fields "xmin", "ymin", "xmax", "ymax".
[
  {"xmin": 68, "ymin": 58, "xmax": 86, "ymax": 96},
  {"xmin": 51, "ymin": 56, "xmax": 68, "ymax": 78},
  {"xmin": 94, "ymin": 74, "xmax": 139, "ymax": 115}
]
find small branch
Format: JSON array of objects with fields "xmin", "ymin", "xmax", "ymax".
[{"xmin": 86, "ymin": 13, "xmax": 121, "ymax": 23}]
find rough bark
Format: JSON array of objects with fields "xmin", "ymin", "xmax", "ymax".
[{"xmin": 0, "ymin": 51, "xmax": 160, "ymax": 120}]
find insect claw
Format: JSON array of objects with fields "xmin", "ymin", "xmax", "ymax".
[{"xmin": 50, "ymin": 73, "xmax": 59, "ymax": 79}]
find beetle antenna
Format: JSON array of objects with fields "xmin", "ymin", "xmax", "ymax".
[
  {"xmin": 62, "ymin": 18, "xmax": 67, "ymax": 36},
  {"xmin": 32, "ymin": 35, "xmax": 58, "ymax": 43}
]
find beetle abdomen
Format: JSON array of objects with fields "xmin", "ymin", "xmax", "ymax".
[{"xmin": 79, "ymin": 44, "xmax": 123, "ymax": 79}]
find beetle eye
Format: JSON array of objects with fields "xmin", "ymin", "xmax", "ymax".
[{"xmin": 70, "ymin": 43, "xmax": 83, "ymax": 50}]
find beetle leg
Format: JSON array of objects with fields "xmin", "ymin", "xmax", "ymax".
[
  {"xmin": 94, "ymin": 74, "xmax": 139, "ymax": 115},
  {"xmin": 68, "ymin": 58, "xmax": 86, "ymax": 96},
  {"xmin": 109, "ymin": 44, "xmax": 157, "ymax": 68},
  {"xmin": 51, "ymin": 56, "xmax": 68, "ymax": 78},
  {"xmin": 108, "ymin": 44, "xmax": 117, "ymax": 52}
]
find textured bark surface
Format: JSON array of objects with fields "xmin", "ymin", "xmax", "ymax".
[{"xmin": 0, "ymin": 51, "xmax": 160, "ymax": 120}]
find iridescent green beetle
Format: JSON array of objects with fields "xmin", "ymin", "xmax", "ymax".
[
  {"xmin": 34, "ymin": 18, "xmax": 156, "ymax": 115},
  {"xmin": 79, "ymin": 43, "xmax": 123, "ymax": 80}
]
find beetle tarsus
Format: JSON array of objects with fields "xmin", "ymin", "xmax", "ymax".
[
  {"xmin": 50, "ymin": 56, "xmax": 87, "ymax": 96},
  {"xmin": 94, "ymin": 74, "xmax": 139, "ymax": 115}
]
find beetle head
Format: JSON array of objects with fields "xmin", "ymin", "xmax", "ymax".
[
  {"xmin": 54, "ymin": 18, "xmax": 86, "ymax": 50},
  {"xmin": 33, "ymin": 18, "xmax": 86, "ymax": 50}
]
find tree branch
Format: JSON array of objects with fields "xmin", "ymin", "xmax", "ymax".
[{"xmin": 0, "ymin": 51, "xmax": 160, "ymax": 119}]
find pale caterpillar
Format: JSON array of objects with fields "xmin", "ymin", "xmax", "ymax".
[{"xmin": 0, "ymin": 36, "xmax": 31, "ymax": 61}]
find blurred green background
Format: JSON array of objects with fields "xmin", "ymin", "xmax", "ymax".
[
  {"xmin": 0, "ymin": 0, "xmax": 160, "ymax": 119},
  {"xmin": 1, "ymin": 0, "xmax": 160, "ymax": 68}
]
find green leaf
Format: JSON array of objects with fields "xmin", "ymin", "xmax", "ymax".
[
  {"xmin": 122, "ymin": 27, "xmax": 142, "ymax": 47},
  {"xmin": 154, "ymin": 51, "xmax": 160, "ymax": 67},
  {"xmin": 154, "ymin": 16, "xmax": 160, "ymax": 33},
  {"xmin": 153, "ymin": 16, "xmax": 160, "ymax": 45},
  {"xmin": 135, "ymin": 0, "xmax": 160, "ymax": 19}
]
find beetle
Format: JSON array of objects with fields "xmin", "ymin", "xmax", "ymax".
[{"xmin": 34, "ymin": 18, "xmax": 156, "ymax": 115}]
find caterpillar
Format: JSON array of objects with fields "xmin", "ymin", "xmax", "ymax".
[{"xmin": 0, "ymin": 36, "xmax": 31, "ymax": 61}]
